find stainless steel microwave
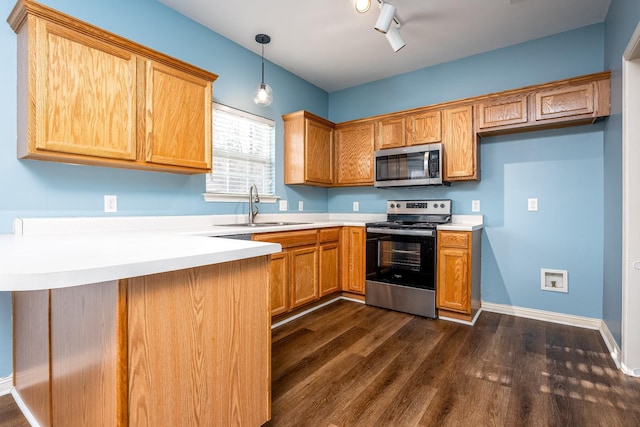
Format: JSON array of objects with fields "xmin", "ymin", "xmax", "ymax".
[{"xmin": 374, "ymin": 142, "xmax": 446, "ymax": 187}]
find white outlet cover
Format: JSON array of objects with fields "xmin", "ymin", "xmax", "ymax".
[
  {"xmin": 298, "ymin": 201, "xmax": 304, "ymax": 211},
  {"xmin": 528, "ymin": 198, "xmax": 538, "ymax": 211},
  {"xmin": 279, "ymin": 200, "xmax": 288, "ymax": 211},
  {"xmin": 353, "ymin": 201, "xmax": 359, "ymax": 212},
  {"xmin": 472, "ymin": 200, "xmax": 480, "ymax": 212},
  {"xmin": 104, "ymin": 195, "xmax": 117, "ymax": 213}
]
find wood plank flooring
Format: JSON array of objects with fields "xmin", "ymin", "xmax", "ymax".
[
  {"xmin": 0, "ymin": 394, "xmax": 29, "ymax": 427},
  {"xmin": 2, "ymin": 299, "xmax": 640, "ymax": 426},
  {"xmin": 269, "ymin": 300, "xmax": 640, "ymax": 427}
]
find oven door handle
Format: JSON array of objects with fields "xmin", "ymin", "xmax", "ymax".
[{"xmin": 366, "ymin": 227, "xmax": 436, "ymax": 237}]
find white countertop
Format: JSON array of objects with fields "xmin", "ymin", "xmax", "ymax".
[
  {"xmin": 1, "ymin": 213, "xmax": 482, "ymax": 292},
  {"xmin": 0, "ymin": 232, "xmax": 281, "ymax": 292}
]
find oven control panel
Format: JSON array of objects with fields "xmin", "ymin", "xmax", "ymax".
[{"xmin": 386, "ymin": 199, "xmax": 451, "ymax": 215}]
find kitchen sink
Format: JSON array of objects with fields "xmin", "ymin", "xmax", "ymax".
[{"xmin": 216, "ymin": 222, "xmax": 310, "ymax": 227}]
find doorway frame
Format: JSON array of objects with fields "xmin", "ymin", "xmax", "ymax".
[{"xmin": 621, "ymin": 19, "xmax": 640, "ymax": 376}]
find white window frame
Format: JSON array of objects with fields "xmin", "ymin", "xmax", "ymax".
[{"xmin": 204, "ymin": 103, "xmax": 277, "ymax": 203}]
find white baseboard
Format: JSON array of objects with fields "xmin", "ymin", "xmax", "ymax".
[
  {"xmin": 0, "ymin": 375, "xmax": 12, "ymax": 396},
  {"xmin": 12, "ymin": 388, "xmax": 40, "ymax": 427},
  {"xmin": 481, "ymin": 301, "xmax": 602, "ymax": 329},
  {"xmin": 599, "ymin": 320, "xmax": 623, "ymax": 371}
]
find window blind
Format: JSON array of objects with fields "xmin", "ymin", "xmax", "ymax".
[{"xmin": 206, "ymin": 103, "xmax": 275, "ymax": 196}]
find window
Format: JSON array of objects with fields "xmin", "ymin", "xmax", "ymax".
[{"xmin": 205, "ymin": 103, "xmax": 275, "ymax": 200}]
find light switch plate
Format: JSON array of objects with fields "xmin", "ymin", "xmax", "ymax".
[
  {"xmin": 279, "ymin": 200, "xmax": 288, "ymax": 211},
  {"xmin": 353, "ymin": 201, "xmax": 359, "ymax": 212},
  {"xmin": 528, "ymin": 198, "xmax": 538, "ymax": 211},
  {"xmin": 472, "ymin": 200, "xmax": 480, "ymax": 212},
  {"xmin": 298, "ymin": 201, "xmax": 304, "ymax": 211}
]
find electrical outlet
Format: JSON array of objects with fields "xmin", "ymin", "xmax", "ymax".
[
  {"xmin": 472, "ymin": 200, "xmax": 480, "ymax": 212},
  {"xmin": 353, "ymin": 201, "xmax": 359, "ymax": 212},
  {"xmin": 528, "ymin": 198, "xmax": 538, "ymax": 212},
  {"xmin": 279, "ymin": 200, "xmax": 288, "ymax": 211},
  {"xmin": 104, "ymin": 195, "xmax": 117, "ymax": 213},
  {"xmin": 298, "ymin": 201, "xmax": 304, "ymax": 211}
]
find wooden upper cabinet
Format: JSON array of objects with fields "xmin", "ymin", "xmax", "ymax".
[
  {"xmin": 443, "ymin": 105, "xmax": 478, "ymax": 181},
  {"xmin": 335, "ymin": 121, "xmax": 375, "ymax": 186},
  {"xmin": 283, "ymin": 111, "xmax": 334, "ymax": 186},
  {"xmin": 143, "ymin": 61, "xmax": 212, "ymax": 170},
  {"xmin": 406, "ymin": 109, "xmax": 442, "ymax": 146},
  {"xmin": 21, "ymin": 18, "xmax": 138, "ymax": 162},
  {"xmin": 8, "ymin": 0, "xmax": 217, "ymax": 174},
  {"xmin": 376, "ymin": 116, "xmax": 406, "ymax": 149},
  {"xmin": 534, "ymin": 83, "xmax": 595, "ymax": 121},
  {"xmin": 476, "ymin": 96, "xmax": 528, "ymax": 130},
  {"xmin": 475, "ymin": 74, "xmax": 610, "ymax": 136}
]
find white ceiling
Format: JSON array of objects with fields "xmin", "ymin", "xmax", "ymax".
[{"xmin": 157, "ymin": 0, "xmax": 612, "ymax": 93}]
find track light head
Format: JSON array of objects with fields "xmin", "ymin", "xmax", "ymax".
[
  {"xmin": 355, "ymin": 0, "xmax": 370, "ymax": 13},
  {"xmin": 385, "ymin": 25, "xmax": 406, "ymax": 52},
  {"xmin": 374, "ymin": 2, "xmax": 397, "ymax": 34}
]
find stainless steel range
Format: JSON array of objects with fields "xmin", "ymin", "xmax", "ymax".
[{"xmin": 365, "ymin": 199, "xmax": 452, "ymax": 318}]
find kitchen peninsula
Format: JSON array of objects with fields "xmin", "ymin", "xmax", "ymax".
[{"xmin": 2, "ymin": 225, "xmax": 281, "ymax": 426}]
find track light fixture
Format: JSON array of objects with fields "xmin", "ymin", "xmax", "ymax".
[
  {"xmin": 355, "ymin": 0, "xmax": 370, "ymax": 13},
  {"xmin": 374, "ymin": 2, "xmax": 397, "ymax": 33},
  {"xmin": 254, "ymin": 33, "xmax": 273, "ymax": 107},
  {"xmin": 385, "ymin": 25, "xmax": 406, "ymax": 52}
]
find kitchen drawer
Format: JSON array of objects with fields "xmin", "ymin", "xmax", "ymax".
[
  {"xmin": 253, "ymin": 229, "xmax": 318, "ymax": 248},
  {"xmin": 438, "ymin": 231, "xmax": 469, "ymax": 249},
  {"xmin": 318, "ymin": 227, "xmax": 341, "ymax": 243}
]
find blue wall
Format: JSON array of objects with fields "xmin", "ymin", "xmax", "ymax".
[
  {"xmin": 603, "ymin": 0, "xmax": 640, "ymax": 346},
  {"xmin": 1, "ymin": 0, "xmax": 633, "ymax": 377},
  {"xmin": 328, "ymin": 25, "xmax": 607, "ymax": 320},
  {"xmin": 0, "ymin": 0, "xmax": 329, "ymax": 377}
]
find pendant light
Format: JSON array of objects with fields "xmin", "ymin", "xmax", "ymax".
[{"xmin": 254, "ymin": 34, "xmax": 273, "ymax": 107}]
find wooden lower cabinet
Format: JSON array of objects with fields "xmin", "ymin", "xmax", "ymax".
[
  {"xmin": 12, "ymin": 257, "xmax": 271, "ymax": 427},
  {"xmin": 269, "ymin": 251, "xmax": 289, "ymax": 316},
  {"xmin": 437, "ymin": 230, "xmax": 482, "ymax": 322},
  {"xmin": 341, "ymin": 226, "xmax": 366, "ymax": 295},
  {"xmin": 255, "ymin": 227, "xmax": 343, "ymax": 317},
  {"xmin": 290, "ymin": 245, "xmax": 319, "ymax": 308},
  {"xmin": 319, "ymin": 240, "xmax": 341, "ymax": 296}
]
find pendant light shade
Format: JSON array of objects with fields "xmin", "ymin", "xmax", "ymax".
[
  {"xmin": 254, "ymin": 34, "xmax": 273, "ymax": 107},
  {"xmin": 254, "ymin": 82, "xmax": 273, "ymax": 106}
]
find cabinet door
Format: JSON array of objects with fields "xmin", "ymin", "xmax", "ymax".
[
  {"xmin": 335, "ymin": 122, "xmax": 375, "ymax": 185},
  {"xmin": 269, "ymin": 251, "xmax": 289, "ymax": 316},
  {"xmin": 406, "ymin": 110, "xmax": 441, "ymax": 145},
  {"xmin": 437, "ymin": 247, "xmax": 471, "ymax": 314},
  {"xmin": 341, "ymin": 227, "xmax": 366, "ymax": 294},
  {"xmin": 290, "ymin": 245, "xmax": 319, "ymax": 308},
  {"xmin": 443, "ymin": 105, "xmax": 477, "ymax": 181},
  {"xmin": 144, "ymin": 60, "xmax": 212, "ymax": 170},
  {"xmin": 377, "ymin": 116, "xmax": 406, "ymax": 149},
  {"xmin": 476, "ymin": 96, "xmax": 528, "ymax": 130},
  {"xmin": 28, "ymin": 20, "xmax": 137, "ymax": 161},
  {"xmin": 535, "ymin": 83, "xmax": 595, "ymax": 121},
  {"xmin": 319, "ymin": 241, "xmax": 340, "ymax": 296},
  {"xmin": 305, "ymin": 118, "xmax": 334, "ymax": 184}
]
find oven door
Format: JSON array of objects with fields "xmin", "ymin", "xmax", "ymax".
[{"xmin": 366, "ymin": 230, "xmax": 436, "ymax": 290}]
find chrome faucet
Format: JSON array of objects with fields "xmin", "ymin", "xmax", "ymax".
[{"xmin": 249, "ymin": 184, "xmax": 260, "ymax": 224}]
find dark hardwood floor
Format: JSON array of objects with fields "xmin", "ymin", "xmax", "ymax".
[
  {"xmin": 3, "ymin": 299, "xmax": 640, "ymax": 426},
  {"xmin": 269, "ymin": 300, "xmax": 640, "ymax": 427},
  {"xmin": 0, "ymin": 393, "xmax": 29, "ymax": 427}
]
